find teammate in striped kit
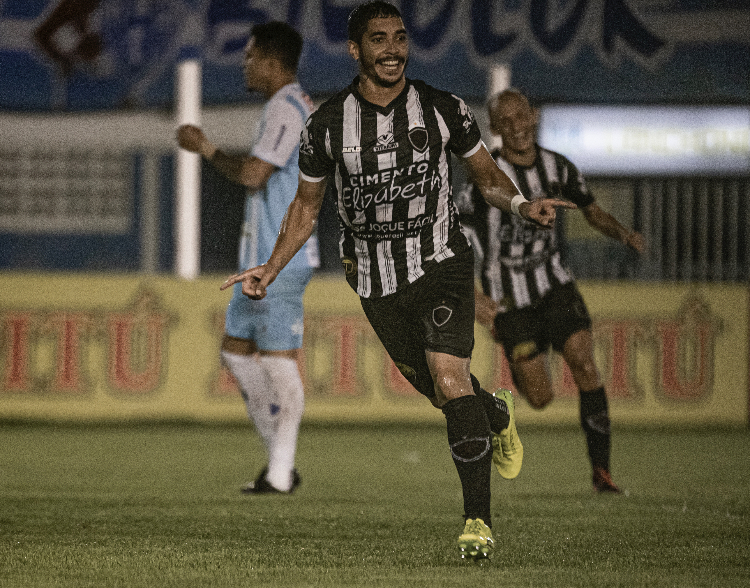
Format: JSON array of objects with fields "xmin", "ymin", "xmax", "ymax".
[
  {"xmin": 459, "ymin": 89, "xmax": 645, "ymax": 494},
  {"xmin": 178, "ymin": 22, "xmax": 318, "ymax": 495},
  {"xmin": 222, "ymin": 2, "xmax": 573, "ymax": 559}
]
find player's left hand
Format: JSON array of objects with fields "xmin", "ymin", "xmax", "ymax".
[{"xmin": 521, "ymin": 198, "xmax": 577, "ymax": 228}]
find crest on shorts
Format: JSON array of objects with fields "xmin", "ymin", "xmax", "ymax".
[
  {"xmin": 432, "ymin": 305, "xmax": 453, "ymax": 327},
  {"xmin": 408, "ymin": 126, "xmax": 429, "ymax": 152}
]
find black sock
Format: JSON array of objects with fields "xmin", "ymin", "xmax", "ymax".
[
  {"xmin": 442, "ymin": 394, "xmax": 493, "ymax": 527},
  {"xmin": 579, "ymin": 387, "xmax": 611, "ymax": 471},
  {"xmin": 470, "ymin": 374, "xmax": 510, "ymax": 434}
]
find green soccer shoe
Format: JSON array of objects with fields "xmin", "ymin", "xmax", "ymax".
[
  {"xmin": 458, "ymin": 518, "xmax": 494, "ymax": 561},
  {"xmin": 492, "ymin": 388, "xmax": 524, "ymax": 479}
]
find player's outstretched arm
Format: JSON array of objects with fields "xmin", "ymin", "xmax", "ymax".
[
  {"xmin": 220, "ymin": 177, "xmax": 327, "ymax": 299},
  {"xmin": 582, "ymin": 203, "xmax": 646, "ymax": 253},
  {"xmin": 465, "ymin": 145, "xmax": 576, "ymax": 228},
  {"xmin": 176, "ymin": 124, "xmax": 275, "ymax": 190}
]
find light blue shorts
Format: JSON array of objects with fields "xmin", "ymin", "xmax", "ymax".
[{"xmin": 224, "ymin": 269, "xmax": 313, "ymax": 351}]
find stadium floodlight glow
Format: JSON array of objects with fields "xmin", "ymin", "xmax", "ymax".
[{"xmin": 538, "ymin": 106, "xmax": 750, "ymax": 176}]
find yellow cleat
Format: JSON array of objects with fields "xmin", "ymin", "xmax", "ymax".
[
  {"xmin": 492, "ymin": 388, "xmax": 524, "ymax": 479},
  {"xmin": 457, "ymin": 518, "xmax": 494, "ymax": 561}
]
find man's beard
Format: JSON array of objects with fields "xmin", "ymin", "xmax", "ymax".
[{"xmin": 371, "ymin": 55, "xmax": 408, "ymax": 87}]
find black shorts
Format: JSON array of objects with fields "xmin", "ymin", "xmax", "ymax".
[
  {"xmin": 360, "ymin": 251, "xmax": 475, "ymax": 399},
  {"xmin": 493, "ymin": 282, "xmax": 592, "ymax": 362}
]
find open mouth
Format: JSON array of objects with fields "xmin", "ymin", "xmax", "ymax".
[{"xmin": 378, "ymin": 58, "xmax": 404, "ymax": 74}]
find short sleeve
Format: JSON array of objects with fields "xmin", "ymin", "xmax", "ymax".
[
  {"xmin": 563, "ymin": 157, "xmax": 595, "ymax": 208},
  {"xmin": 252, "ymin": 98, "xmax": 305, "ymax": 169},
  {"xmin": 298, "ymin": 112, "xmax": 334, "ymax": 181},
  {"xmin": 443, "ymin": 93, "xmax": 482, "ymax": 158}
]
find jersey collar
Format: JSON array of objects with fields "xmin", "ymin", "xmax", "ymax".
[{"xmin": 350, "ymin": 76, "xmax": 411, "ymax": 114}]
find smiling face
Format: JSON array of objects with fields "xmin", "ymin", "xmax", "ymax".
[
  {"xmin": 349, "ymin": 16, "xmax": 409, "ymax": 89},
  {"xmin": 490, "ymin": 91, "xmax": 538, "ymax": 163}
]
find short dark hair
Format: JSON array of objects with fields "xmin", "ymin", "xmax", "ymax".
[
  {"xmin": 250, "ymin": 21, "xmax": 303, "ymax": 73},
  {"xmin": 347, "ymin": 1, "xmax": 402, "ymax": 45}
]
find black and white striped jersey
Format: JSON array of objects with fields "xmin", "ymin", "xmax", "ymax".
[
  {"xmin": 457, "ymin": 146, "xmax": 595, "ymax": 311},
  {"xmin": 298, "ymin": 77, "xmax": 482, "ymax": 298}
]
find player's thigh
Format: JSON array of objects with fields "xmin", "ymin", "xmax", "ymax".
[
  {"xmin": 544, "ymin": 283, "xmax": 592, "ymax": 353},
  {"xmin": 362, "ymin": 252, "xmax": 476, "ymax": 401},
  {"xmin": 493, "ymin": 305, "xmax": 546, "ymax": 363},
  {"xmin": 418, "ymin": 252, "xmax": 476, "ymax": 360},
  {"xmin": 224, "ymin": 283, "xmax": 262, "ymax": 342},
  {"xmin": 493, "ymin": 306, "xmax": 554, "ymax": 406},
  {"xmin": 254, "ymin": 289, "xmax": 307, "ymax": 352},
  {"xmin": 425, "ymin": 350, "xmax": 473, "ymax": 406},
  {"xmin": 360, "ymin": 292, "xmax": 435, "ymax": 400}
]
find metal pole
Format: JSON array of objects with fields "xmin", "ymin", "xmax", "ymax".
[{"xmin": 175, "ymin": 48, "xmax": 202, "ymax": 280}]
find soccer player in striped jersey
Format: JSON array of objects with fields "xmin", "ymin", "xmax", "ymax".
[
  {"xmin": 459, "ymin": 89, "xmax": 645, "ymax": 494},
  {"xmin": 222, "ymin": 1, "xmax": 574, "ymax": 559},
  {"xmin": 178, "ymin": 22, "xmax": 318, "ymax": 495}
]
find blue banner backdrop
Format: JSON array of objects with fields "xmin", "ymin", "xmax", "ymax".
[{"xmin": 0, "ymin": 0, "xmax": 748, "ymax": 111}]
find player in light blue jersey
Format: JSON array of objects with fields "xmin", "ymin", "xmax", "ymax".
[{"xmin": 178, "ymin": 21, "xmax": 317, "ymax": 494}]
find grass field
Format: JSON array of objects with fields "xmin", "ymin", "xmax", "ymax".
[{"xmin": 1, "ymin": 422, "xmax": 748, "ymax": 587}]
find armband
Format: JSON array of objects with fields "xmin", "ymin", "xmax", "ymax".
[{"xmin": 510, "ymin": 194, "xmax": 529, "ymax": 217}]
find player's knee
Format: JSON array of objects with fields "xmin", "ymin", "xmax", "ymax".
[
  {"xmin": 525, "ymin": 391, "xmax": 553, "ymax": 410},
  {"xmin": 569, "ymin": 359, "xmax": 600, "ymax": 389}
]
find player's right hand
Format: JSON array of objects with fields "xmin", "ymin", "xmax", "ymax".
[
  {"xmin": 521, "ymin": 198, "xmax": 577, "ymax": 228},
  {"xmin": 220, "ymin": 265, "xmax": 273, "ymax": 300},
  {"xmin": 177, "ymin": 124, "xmax": 206, "ymax": 153}
]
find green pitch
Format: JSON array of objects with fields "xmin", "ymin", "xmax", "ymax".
[{"xmin": 1, "ymin": 422, "xmax": 748, "ymax": 587}]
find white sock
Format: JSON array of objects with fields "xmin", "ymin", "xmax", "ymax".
[
  {"xmin": 221, "ymin": 350, "xmax": 278, "ymax": 455},
  {"xmin": 259, "ymin": 356, "xmax": 305, "ymax": 492}
]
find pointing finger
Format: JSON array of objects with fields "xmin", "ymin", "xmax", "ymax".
[{"xmin": 220, "ymin": 274, "xmax": 242, "ymax": 291}]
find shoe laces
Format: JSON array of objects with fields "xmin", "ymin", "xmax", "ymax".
[{"xmin": 463, "ymin": 518, "xmax": 492, "ymax": 540}]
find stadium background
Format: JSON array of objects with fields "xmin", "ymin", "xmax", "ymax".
[{"xmin": 0, "ymin": 0, "xmax": 748, "ymax": 426}]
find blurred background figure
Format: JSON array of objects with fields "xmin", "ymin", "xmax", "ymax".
[
  {"xmin": 178, "ymin": 21, "xmax": 317, "ymax": 494},
  {"xmin": 459, "ymin": 89, "xmax": 645, "ymax": 494}
]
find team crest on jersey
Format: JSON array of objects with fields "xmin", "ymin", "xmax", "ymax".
[
  {"xmin": 373, "ymin": 132, "xmax": 399, "ymax": 153},
  {"xmin": 342, "ymin": 257, "xmax": 357, "ymax": 277},
  {"xmin": 408, "ymin": 126, "xmax": 429, "ymax": 152}
]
